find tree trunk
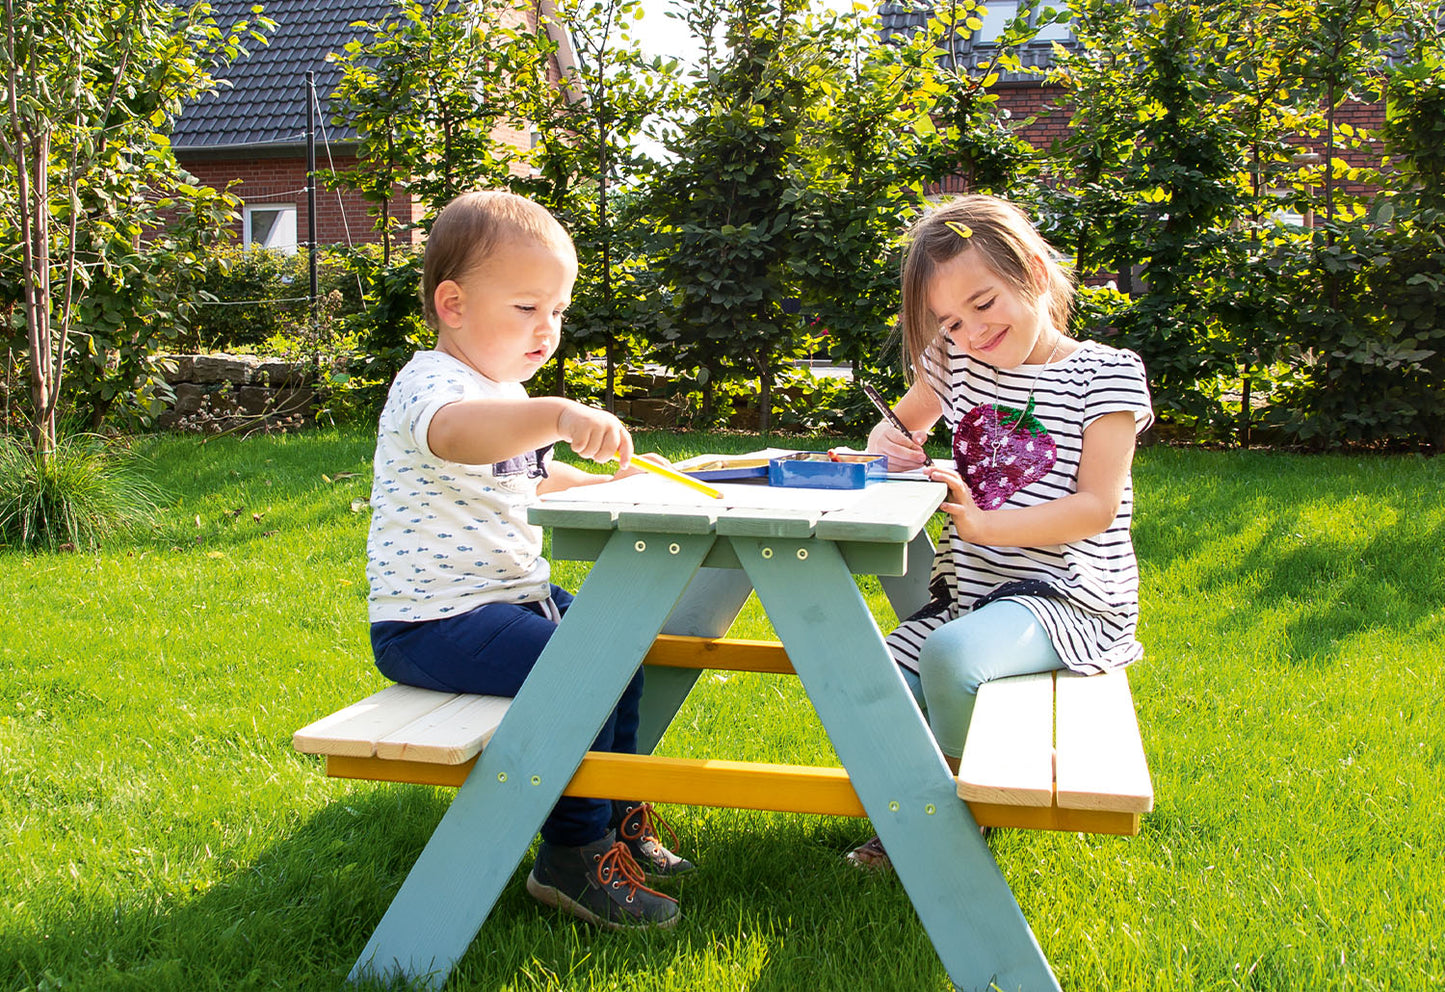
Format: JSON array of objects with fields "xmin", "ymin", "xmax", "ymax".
[
  {"xmin": 605, "ymin": 335, "xmax": 616, "ymax": 411},
  {"xmin": 381, "ymin": 125, "xmax": 394, "ymax": 265},
  {"xmin": 752, "ymin": 348, "xmax": 773, "ymax": 436},
  {"xmin": 1323, "ymin": 80, "xmax": 1340, "ymax": 312},
  {"xmin": 381, "ymin": 192, "xmax": 391, "ymax": 267},
  {"xmin": 1239, "ymin": 370, "xmax": 1252, "ymax": 448},
  {"xmin": 600, "ymin": 128, "xmax": 616, "ymax": 412},
  {"xmin": 14, "ymin": 127, "xmax": 58, "ymax": 456},
  {"xmin": 552, "ymin": 343, "xmax": 567, "ymax": 398}
]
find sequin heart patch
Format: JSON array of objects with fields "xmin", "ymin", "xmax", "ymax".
[{"xmin": 952, "ymin": 398, "xmax": 1057, "ymax": 510}]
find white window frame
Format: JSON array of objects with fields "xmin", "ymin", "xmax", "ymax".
[
  {"xmin": 243, "ymin": 203, "xmax": 299, "ymax": 254},
  {"xmin": 1030, "ymin": 2, "xmax": 1073, "ymax": 41},
  {"xmin": 971, "ymin": 1, "xmax": 1075, "ymax": 45},
  {"xmin": 977, "ymin": 1, "xmax": 1020, "ymax": 42}
]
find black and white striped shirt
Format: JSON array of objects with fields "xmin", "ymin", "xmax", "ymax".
[{"xmin": 887, "ymin": 338, "xmax": 1154, "ymax": 675}]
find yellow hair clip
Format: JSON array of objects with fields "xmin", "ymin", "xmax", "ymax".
[{"xmin": 944, "ymin": 220, "xmax": 973, "ymax": 239}]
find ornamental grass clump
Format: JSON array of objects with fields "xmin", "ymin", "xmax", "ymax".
[{"xmin": 0, "ymin": 433, "xmax": 162, "ymax": 551}]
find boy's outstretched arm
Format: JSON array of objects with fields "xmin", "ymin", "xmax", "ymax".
[
  {"xmin": 537, "ymin": 453, "xmax": 677, "ymax": 495},
  {"xmin": 427, "ymin": 396, "xmax": 634, "ymax": 468}
]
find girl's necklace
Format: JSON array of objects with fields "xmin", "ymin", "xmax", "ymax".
[{"xmin": 988, "ymin": 335, "xmax": 1063, "ymax": 462}]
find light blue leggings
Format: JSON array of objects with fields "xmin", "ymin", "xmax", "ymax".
[{"xmin": 898, "ymin": 600, "xmax": 1066, "ymax": 760}]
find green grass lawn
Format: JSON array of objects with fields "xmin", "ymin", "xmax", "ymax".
[{"xmin": 1, "ymin": 428, "xmax": 1442, "ymax": 991}]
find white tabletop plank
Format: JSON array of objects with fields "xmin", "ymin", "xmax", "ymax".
[
  {"xmin": 955, "ymin": 672, "xmax": 1055, "ymax": 806},
  {"xmin": 814, "ymin": 481, "xmax": 947, "ymax": 543},
  {"xmin": 534, "ymin": 471, "xmax": 880, "ymax": 525},
  {"xmin": 1054, "ymin": 670, "xmax": 1154, "ymax": 812}
]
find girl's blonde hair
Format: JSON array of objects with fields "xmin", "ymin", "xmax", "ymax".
[
  {"xmin": 899, "ymin": 195, "xmax": 1076, "ymax": 381},
  {"xmin": 421, "ymin": 190, "xmax": 576, "ymax": 329}
]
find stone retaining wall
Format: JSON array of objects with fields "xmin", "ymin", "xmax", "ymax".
[
  {"xmin": 153, "ymin": 354, "xmax": 799, "ymax": 432},
  {"xmin": 156, "ymin": 354, "xmax": 316, "ymax": 432}
]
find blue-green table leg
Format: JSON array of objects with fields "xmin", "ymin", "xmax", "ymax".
[
  {"xmin": 348, "ymin": 531, "xmax": 714, "ymax": 989},
  {"xmin": 636, "ymin": 567, "xmax": 755, "ymax": 754},
  {"xmin": 879, "ymin": 528, "xmax": 937, "ymax": 621},
  {"xmin": 735, "ymin": 536, "xmax": 1060, "ymax": 992}
]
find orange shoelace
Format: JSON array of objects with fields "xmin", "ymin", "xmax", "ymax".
[
  {"xmin": 593, "ymin": 841, "xmax": 667, "ymax": 902},
  {"xmin": 617, "ymin": 801, "xmax": 682, "ymax": 852}
]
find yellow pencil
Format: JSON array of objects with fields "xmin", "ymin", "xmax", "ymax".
[{"xmin": 623, "ymin": 456, "xmax": 725, "ymax": 499}]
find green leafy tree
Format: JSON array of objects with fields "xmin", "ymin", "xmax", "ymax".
[
  {"xmin": 327, "ymin": 0, "xmax": 546, "ymax": 385},
  {"xmin": 640, "ymin": 0, "xmax": 1034, "ymax": 430},
  {"xmin": 517, "ymin": 0, "xmax": 672, "ymax": 406},
  {"xmin": 1202, "ymin": 0, "xmax": 1320, "ymax": 445},
  {"xmin": 1383, "ymin": 49, "xmax": 1445, "ymax": 214},
  {"xmin": 1253, "ymin": 0, "xmax": 1443, "ymax": 448},
  {"xmin": 1267, "ymin": 17, "xmax": 1445, "ymax": 449},
  {"xmin": 1046, "ymin": 0, "xmax": 1247, "ymax": 436},
  {"xmin": 789, "ymin": 2, "xmax": 1033, "ymax": 390},
  {"xmin": 644, "ymin": 0, "xmax": 819, "ymax": 431},
  {"xmin": 328, "ymin": 0, "xmax": 534, "ymax": 256},
  {"xmin": 0, "ymin": 0, "xmax": 266, "ymax": 452}
]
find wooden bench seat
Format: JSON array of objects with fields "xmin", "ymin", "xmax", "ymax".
[
  {"xmin": 956, "ymin": 669, "xmax": 1153, "ymax": 836},
  {"xmin": 295, "ymin": 635, "xmax": 1152, "ymax": 834}
]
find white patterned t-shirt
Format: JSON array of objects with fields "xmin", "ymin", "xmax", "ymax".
[
  {"xmin": 366, "ymin": 350, "xmax": 554, "ymax": 623},
  {"xmin": 887, "ymin": 338, "xmax": 1153, "ymax": 675}
]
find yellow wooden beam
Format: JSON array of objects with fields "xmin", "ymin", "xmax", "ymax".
[
  {"xmin": 966, "ymin": 802, "xmax": 1140, "ymax": 836},
  {"xmin": 324, "ymin": 752, "xmax": 1139, "ymax": 834},
  {"xmin": 569, "ymin": 752, "xmax": 864, "ymax": 816},
  {"xmin": 644, "ymin": 634, "xmax": 794, "ymax": 674},
  {"xmin": 329, "ymin": 751, "xmax": 863, "ymax": 816}
]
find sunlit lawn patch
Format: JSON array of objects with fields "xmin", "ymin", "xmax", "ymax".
[{"xmin": 1, "ymin": 430, "xmax": 1441, "ymax": 991}]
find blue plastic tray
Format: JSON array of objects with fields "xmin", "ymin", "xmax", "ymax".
[
  {"xmin": 680, "ymin": 456, "xmax": 771, "ymax": 482},
  {"xmin": 767, "ymin": 452, "xmax": 887, "ymax": 489}
]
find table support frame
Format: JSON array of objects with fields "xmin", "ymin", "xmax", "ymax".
[{"xmin": 348, "ymin": 526, "xmax": 1059, "ymax": 992}]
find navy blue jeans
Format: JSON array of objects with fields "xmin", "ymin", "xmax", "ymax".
[{"xmin": 371, "ymin": 585, "xmax": 642, "ymax": 847}]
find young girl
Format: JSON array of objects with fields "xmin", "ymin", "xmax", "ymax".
[
  {"xmin": 366, "ymin": 191, "xmax": 691, "ymax": 927},
  {"xmin": 850, "ymin": 194, "xmax": 1153, "ymax": 869}
]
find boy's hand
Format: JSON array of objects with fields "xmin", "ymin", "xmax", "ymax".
[
  {"xmin": 614, "ymin": 452, "xmax": 671, "ymax": 480},
  {"xmin": 558, "ymin": 401, "xmax": 633, "ymax": 465}
]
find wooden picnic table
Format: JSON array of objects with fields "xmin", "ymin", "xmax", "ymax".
[{"xmin": 330, "ymin": 465, "xmax": 1070, "ymax": 991}]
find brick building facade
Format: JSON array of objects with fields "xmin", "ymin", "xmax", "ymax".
[
  {"xmin": 172, "ymin": 0, "xmax": 573, "ymax": 250},
  {"xmin": 882, "ymin": 2, "xmax": 1394, "ymax": 205},
  {"xmin": 932, "ymin": 79, "xmax": 1387, "ymax": 202}
]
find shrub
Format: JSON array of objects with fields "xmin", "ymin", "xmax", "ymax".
[
  {"xmin": 0, "ymin": 433, "xmax": 162, "ymax": 551},
  {"xmin": 179, "ymin": 245, "xmax": 365, "ymax": 352}
]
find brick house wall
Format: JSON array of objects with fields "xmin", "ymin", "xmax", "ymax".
[
  {"xmin": 175, "ymin": 150, "xmax": 424, "ymax": 247},
  {"xmin": 171, "ymin": 0, "xmax": 570, "ymax": 249},
  {"xmin": 930, "ymin": 79, "xmax": 1389, "ymax": 205}
]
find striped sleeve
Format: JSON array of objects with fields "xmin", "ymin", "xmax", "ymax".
[{"xmin": 1082, "ymin": 347, "xmax": 1154, "ymax": 434}]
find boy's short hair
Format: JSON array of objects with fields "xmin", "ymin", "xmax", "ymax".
[{"xmin": 421, "ymin": 191, "xmax": 576, "ymax": 329}]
